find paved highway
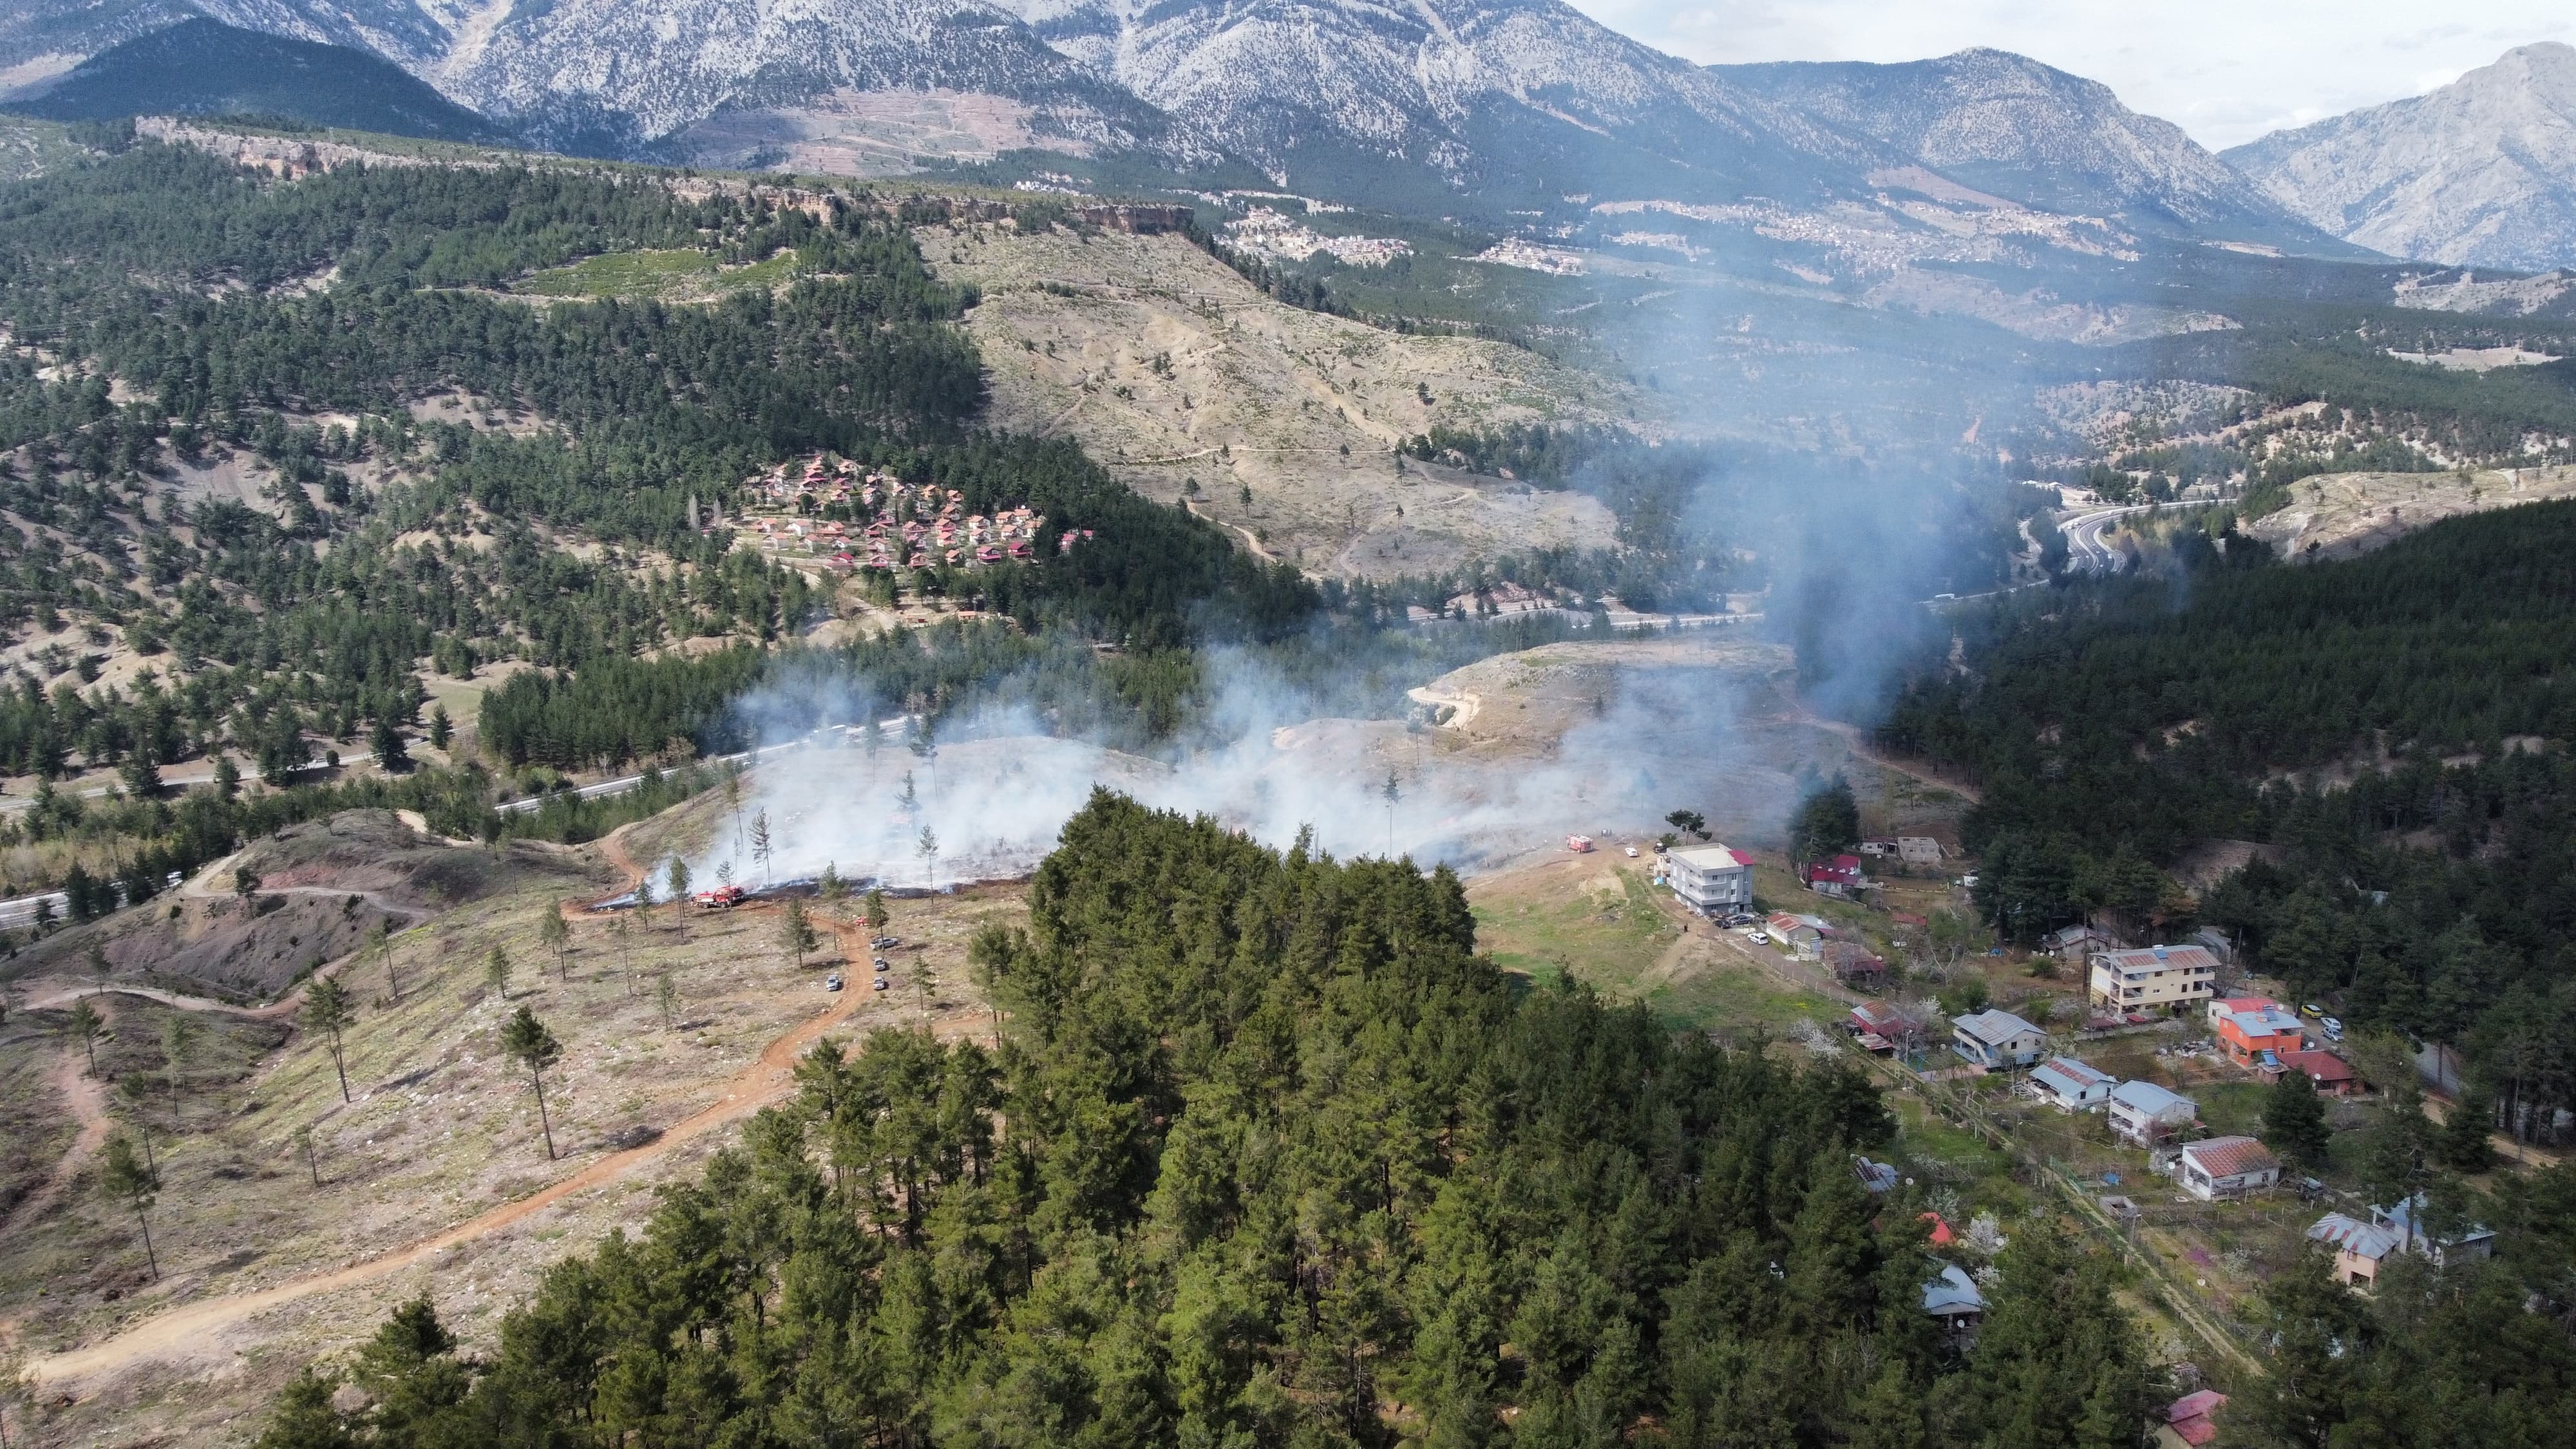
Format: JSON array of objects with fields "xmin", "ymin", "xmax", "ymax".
[{"xmin": 2059, "ymin": 504, "xmax": 2152, "ymax": 574}]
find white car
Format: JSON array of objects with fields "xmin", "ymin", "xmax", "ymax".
[{"xmin": 1624, "ymin": 846, "xmax": 1639, "ymax": 858}]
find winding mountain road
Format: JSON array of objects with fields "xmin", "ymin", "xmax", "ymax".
[{"xmin": 2059, "ymin": 504, "xmax": 2151, "ymax": 574}]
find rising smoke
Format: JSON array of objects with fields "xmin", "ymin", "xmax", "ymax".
[{"xmin": 679, "ymin": 633, "xmax": 1814, "ymax": 891}]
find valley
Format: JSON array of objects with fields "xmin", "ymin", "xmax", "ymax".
[{"xmin": 0, "ymin": 0, "xmax": 2572, "ymax": 1435}]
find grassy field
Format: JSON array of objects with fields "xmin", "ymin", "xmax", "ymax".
[
  {"xmin": 1469, "ymin": 857, "xmax": 1835, "ymax": 1034},
  {"xmin": 516, "ymin": 249, "xmax": 806, "ymax": 301}
]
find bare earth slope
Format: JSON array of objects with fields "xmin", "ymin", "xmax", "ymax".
[
  {"xmin": 2247, "ymin": 462, "xmax": 2576, "ymax": 562},
  {"xmin": 921, "ymin": 219, "xmax": 1634, "ymax": 578}
]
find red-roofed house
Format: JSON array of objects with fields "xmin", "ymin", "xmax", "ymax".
[
  {"xmin": 1804, "ymin": 853, "xmax": 1867, "ymax": 898},
  {"xmin": 1920, "ymin": 1211, "xmax": 1956, "ymax": 1247},
  {"xmin": 2279, "ymin": 1050, "xmax": 2359, "ymax": 1097},
  {"xmin": 2157, "ymin": 1390, "xmax": 2226, "ymax": 1449},
  {"xmin": 2175, "ymin": 1136, "xmax": 2280, "ymax": 1201},
  {"xmin": 1822, "ymin": 939, "xmax": 1889, "ymax": 988}
]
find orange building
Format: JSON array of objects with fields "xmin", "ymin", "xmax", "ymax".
[{"xmin": 2215, "ymin": 999, "xmax": 2306, "ymax": 1066}]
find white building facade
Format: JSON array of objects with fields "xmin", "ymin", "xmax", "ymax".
[{"xmin": 1667, "ymin": 845, "xmax": 1755, "ymax": 916}]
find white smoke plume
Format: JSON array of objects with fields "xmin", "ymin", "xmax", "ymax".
[{"xmin": 680, "ymin": 630, "xmax": 1803, "ymax": 890}]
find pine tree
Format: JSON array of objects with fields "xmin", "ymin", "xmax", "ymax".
[
  {"xmin": 1850, "ymin": 1358, "xmax": 1926, "ymax": 1449},
  {"xmin": 2239, "ymin": 1253, "xmax": 2369, "ymax": 1449},
  {"xmin": 1788, "ymin": 775, "xmax": 1862, "ymax": 866},
  {"xmin": 370, "ymin": 717, "xmax": 410, "ymax": 773},
  {"xmin": 865, "ymin": 888, "xmax": 889, "ymax": 932},
  {"xmin": 483, "ymin": 946, "xmax": 512, "ymax": 1001},
  {"xmin": 303, "ymin": 975, "xmax": 356, "ymax": 1103},
  {"xmin": 68, "ymin": 999, "xmax": 103, "ymax": 1074},
  {"xmin": 100, "ymin": 1133, "xmax": 160, "ymax": 1280},
  {"xmin": 2436, "ymin": 1085, "xmax": 2496, "ymax": 1173},
  {"xmin": 539, "ymin": 907, "xmax": 571, "ymax": 981},
  {"xmin": 778, "ymin": 900, "xmax": 819, "ymax": 971},
  {"xmin": 294, "ymin": 1123, "xmax": 321, "ymax": 1188},
  {"xmin": 2264, "ymin": 1068, "xmax": 2333, "ymax": 1169},
  {"xmin": 160, "ymin": 1013, "xmax": 197, "ymax": 1126},
  {"xmin": 500, "ymin": 1007, "xmax": 564, "ymax": 1160}
]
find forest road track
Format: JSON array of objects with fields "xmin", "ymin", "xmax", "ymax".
[
  {"xmin": 26, "ymin": 825, "xmax": 869, "ymax": 1388},
  {"xmin": 0, "ymin": 1035, "xmax": 111, "ymax": 1246},
  {"xmin": 26, "ymin": 981, "xmax": 869, "ymax": 1390},
  {"xmin": 1780, "ymin": 697, "xmax": 1982, "ymax": 806}
]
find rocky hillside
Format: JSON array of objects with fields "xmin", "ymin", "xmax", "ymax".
[
  {"xmin": 2224, "ymin": 42, "xmax": 2576, "ymax": 270},
  {"xmin": 1722, "ymin": 48, "xmax": 2311, "ymax": 238},
  {"xmin": 1001, "ymin": 0, "xmax": 1888, "ymax": 205},
  {"xmin": 4, "ymin": 0, "xmax": 1202, "ymax": 161}
]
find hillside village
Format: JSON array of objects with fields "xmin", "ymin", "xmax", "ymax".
[{"xmin": 1590, "ymin": 817, "xmax": 2524, "ymax": 1441}]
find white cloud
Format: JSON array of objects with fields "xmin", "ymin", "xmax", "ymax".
[{"xmin": 1566, "ymin": 0, "xmax": 2576, "ymax": 149}]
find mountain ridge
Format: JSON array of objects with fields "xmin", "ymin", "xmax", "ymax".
[
  {"xmin": 1719, "ymin": 47, "xmax": 2313, "ymax": 241},
  {"xmin": 2224, "ymin": 41, "xmax": 2576, "ymax": 270},
  {"xmin": 9, "ymin": 18, "xmax": 506, "ymax": 143}
]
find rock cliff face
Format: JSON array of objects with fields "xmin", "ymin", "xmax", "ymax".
[
  {"xmin": 2225, "ymin": 43, "xmax": 2576, "ymax": 270},
  {"xmin": 1722, "ymin": 48, "xmax": 2302, "ymax": 235}
]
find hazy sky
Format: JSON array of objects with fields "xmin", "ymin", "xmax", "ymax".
[{"xmin": 1562, "ymin": 1, "xmax": 2576, "ymax": 149}]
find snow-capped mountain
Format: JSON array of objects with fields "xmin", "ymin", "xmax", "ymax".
[
  {"xmin": 1721, "ymin": 48, "xmax": 2307, "ymax": 238},
  {"xmin": 1001, "ymin": 0, "xmax": 1891, "ymax": 202},
  {"xmin": 2224, "ymin": 43, "xmax": 2576, "ymax": 271}
]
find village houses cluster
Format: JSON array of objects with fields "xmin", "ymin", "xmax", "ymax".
[
  {"xmin": 746, "ymin": 453, "xmax": 1091, "ymax": 572},
  {"xmin": 1646, "ymin": 826, "xmax": 2453, "ymax": 1345}
]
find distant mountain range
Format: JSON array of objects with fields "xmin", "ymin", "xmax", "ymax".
[
  {"xmin": 3, "ymin": 3, "xmax": 2571, "ymax": 271},
  {"xmin": 1719, "ymin": 48, "xmax": 2293, "ymax": 235},
  {"xmin": 2224, "ymin": 43, "xmax": 2576, "ymax": 272},
  {"xmin": 12, "ymin": 18, "xmax": 503, "ymax": 142}
]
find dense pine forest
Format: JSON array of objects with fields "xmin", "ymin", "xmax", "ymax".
[
  {"xmin": 249, "ymin": 792, "xmax": 2161, "ymax": 1448},
  {"xmin": 0, "ymin": 126, "xmax": 1325, "ymax": 898},
  {"xmin": 1879, "ymin": 502, "xmax": 2576, "ymax": 1138},
  {"xmin": 249, "ymin": 795, "xmax": 2576, "ymax": 1447}
]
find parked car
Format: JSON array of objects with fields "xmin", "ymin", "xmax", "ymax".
[
  {"xmin": 824, "ymin": 974, "xmax": 843, "ymax": 992},
  {"xmin": 2318, "ymin": 1015, "xmax": 2342, "ymax": 1034},
  {"xmin": 873, "ymin": 957, "xmax": 890, "ymax": 972},
  {"xmin": 873, "ymin": 978, "xmax": 890, "ymax": 991},
  {"xmin": 1624, "ymin": 846, "xmax": 1639, "ymax": 858},
  {"xmin": 2302, "ymin": 1002, "xmax": 2324, "ymax": 1018},
  {"xmin": 871, "ymin": 935, "xmax": 899, "ymax": 949}
]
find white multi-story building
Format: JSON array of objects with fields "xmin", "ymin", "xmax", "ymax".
[
  {"xmin": 1667, "ymin": 845, "xmax": 1754, "ymax": 916},
  {"xmin": 2089, "ymin": 943, "xmax": 2219, "ymax": 1014}
]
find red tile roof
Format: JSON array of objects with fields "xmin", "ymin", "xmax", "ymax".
[
  {"xmin": 2166, "ymin": 1390, "xmax": 2226, "ymax": 1446},
  {"xmin": 2183, "ymin": 1136, "xmax": 2279, "ymax": 1179},
  {"xmin": 2282, "ymin": 1050, "xmax": 2354, "ymax": 1083}
]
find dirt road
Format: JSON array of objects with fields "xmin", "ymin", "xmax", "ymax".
[
  {"xmin": 1781, "ymin": 698, "xmax": 1982, "ymax": 806},
  {"xmin": 27, "ymin": 831, "xmax": 908, "ymax": 1390},
  {"xmin": 27, "ymin": 974, "xmax": 869, "ymax": 1388},
  {"xmin": 0, "ymin": 1038, "xmax": 109, "ymax": 1242}
]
